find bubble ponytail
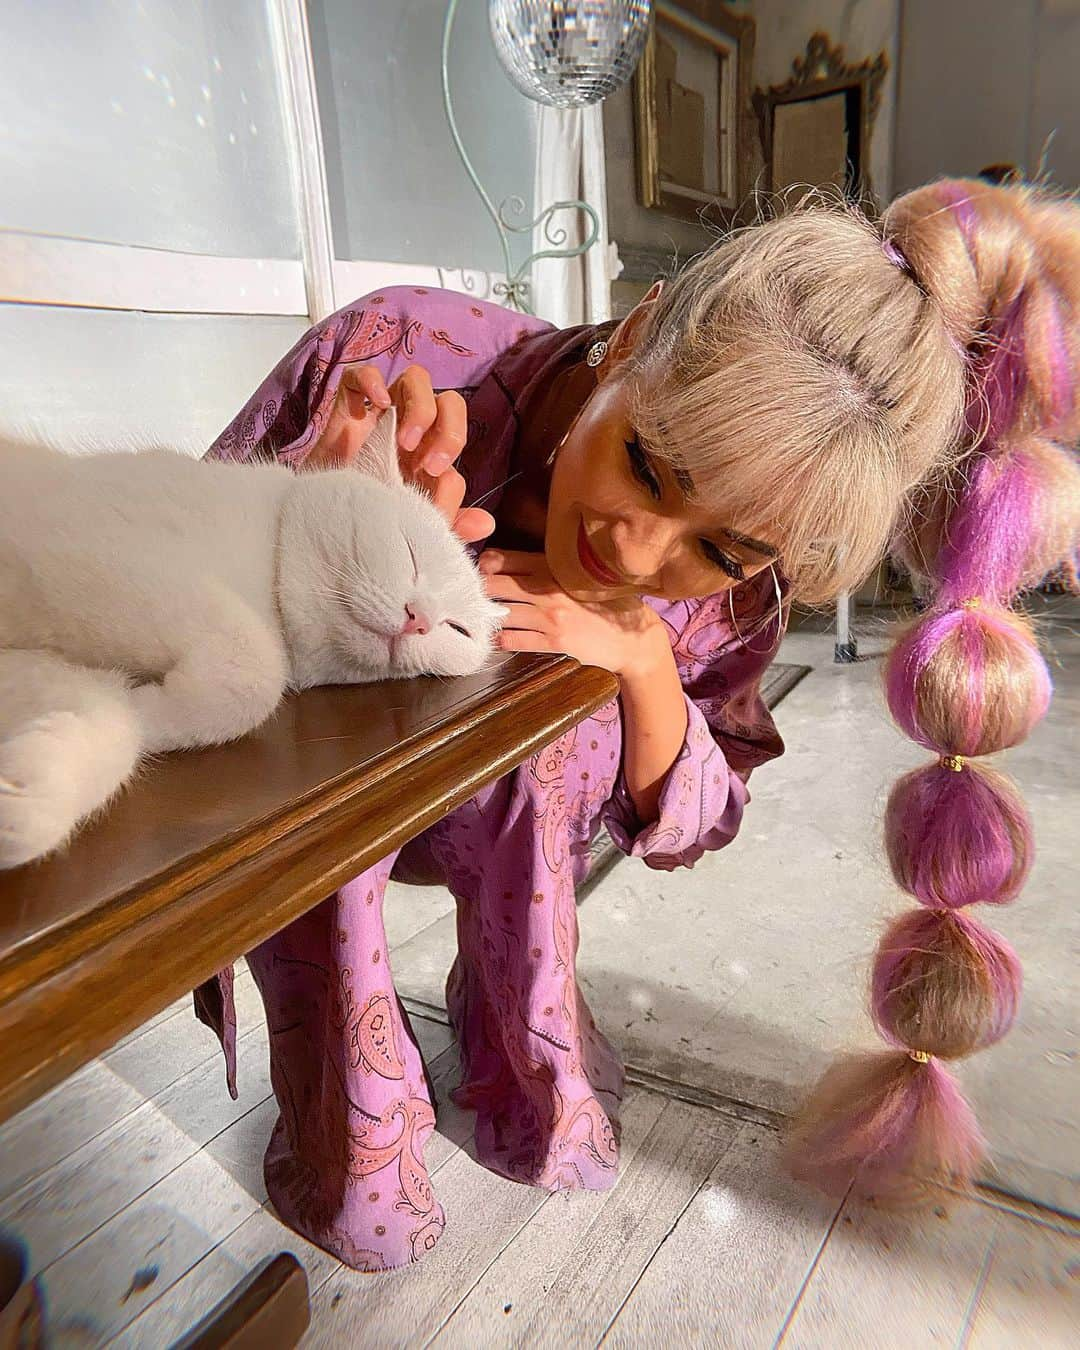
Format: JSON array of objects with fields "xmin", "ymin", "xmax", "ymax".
[{"xmin": 788, "ymin": 178, "xmax": 1080, "ymax": 1202}]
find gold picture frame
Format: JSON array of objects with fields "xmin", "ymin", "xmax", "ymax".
[
  {"xmin": 633, "ymin": 1, "xmax": 756, "ymax": 226},
  {"xmin": 752, "ymin": 32, "xmax": 889, "ymax": 200}
]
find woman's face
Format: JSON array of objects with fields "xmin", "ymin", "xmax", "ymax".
[{"xmin": 544, "ymin": 373, "xmax": 780, "ymax": 604}]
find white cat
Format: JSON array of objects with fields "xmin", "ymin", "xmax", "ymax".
[{"xmin": 0, "ymin": 410, "xmax": 502, "ymax": 868}]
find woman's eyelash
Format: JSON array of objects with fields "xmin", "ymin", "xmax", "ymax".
[
  {"xmin": 625, "ymin": 438, "xmax": 662, "ymax": 499},
  {"xmin": 624, "ymin": 437, "xmax": 743, "ymax": 580},
  {"xmin": 701, "ymin": 539, "xmax": 745, "ymax": 581}
]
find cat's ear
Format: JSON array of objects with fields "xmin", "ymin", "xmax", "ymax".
[{"xmin": 359, "ymin": 405, "xmax": 403, "ymax": 488}]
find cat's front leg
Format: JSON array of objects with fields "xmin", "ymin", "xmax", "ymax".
[
  {"xmin": 130, "ymin": 610, "xmax": 289, "ymax": 754},
  {"xmin": 0, "ymin": 651, "xmax": 142, "ymax": 868}
]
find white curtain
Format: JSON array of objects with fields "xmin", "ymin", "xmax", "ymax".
[{"xmin": 530, "ymin": 105, "xmax": 612, "ymax": 326}]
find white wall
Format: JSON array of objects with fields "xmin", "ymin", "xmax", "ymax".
[
  {"xmin": 893, "ymin": 0, "xmax": 1080, "ymax": 195},
  {"xmin": 750, "ymin": 0, "xmax": 901, "ymax": 204}
]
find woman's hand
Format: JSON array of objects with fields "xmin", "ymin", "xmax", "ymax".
[
  {"xmin": 305, "ymin": 363, "xmax": 494, "ymax": 544},
  {"xmin": 479, "ymin": 550, "xmax": 671, "ymax": 679},
  {"xmin": 483, "ymin": 548, "xmax": 689, "ymax": 823}
]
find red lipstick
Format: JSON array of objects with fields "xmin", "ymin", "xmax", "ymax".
[{"xmin": 576, "ymin": 519, "xmax": 621, "ymax": 587}]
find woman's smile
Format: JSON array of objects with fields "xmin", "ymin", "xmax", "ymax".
[{"xmin": 576, "ymin": 518, "xmax": 623, "ymax": 588}]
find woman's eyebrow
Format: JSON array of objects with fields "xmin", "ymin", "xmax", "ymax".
[
  {"xmin": 720, "ymin": 527, "xmax": 779, "ymax": 559},
  {"xmin": 672, "ymin": 465, "xmax": 779, "ymax": 558},
  {"xmin": 672, "ymin": 465, "xmax": 695, "ymax": 495}
]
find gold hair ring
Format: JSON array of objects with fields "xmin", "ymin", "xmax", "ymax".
[
  {"xmin": 585, "ymin": 339, "xmax": 608, "ymax": 368},
  {"xmin": 940, "ymin": 755, "xmax": 966, "ymax": 772},
  {"xmin": 908, "ymin": 1049, "xmax": 932, "ymax": 1064},
  {"xmin": 960, "ymin": 597, "xmax": 982, "ymax": 610}
]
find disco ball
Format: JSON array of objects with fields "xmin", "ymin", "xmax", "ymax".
[{"xmin": 489, "ymin": 0, "xmax": 652, "ymax": 109}]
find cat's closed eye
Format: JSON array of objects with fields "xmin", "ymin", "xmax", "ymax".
[{"xmin": 445, "ymin": 621, "xmax": 473, "ymax": 639}]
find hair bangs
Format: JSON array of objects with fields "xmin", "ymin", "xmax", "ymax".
[{"xmin": 630, "ymin": 340, "xmax": 905, "ymax": 602}]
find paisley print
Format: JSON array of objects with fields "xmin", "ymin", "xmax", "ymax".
[
  {"xmin": 351, "ymin": 992, "xmax": 405, "ymax": 1080},
  {"xmin": 429, "ymin": 327, "xmax": 477, "ymax": 356},
  {"xmin": 195, "ymin": 284, "xmax": 788, "ymax": 1271}
]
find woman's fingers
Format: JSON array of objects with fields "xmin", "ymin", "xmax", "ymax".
[
  {"xmin": 453, "ymin": 507, "xmax": 496, "ymax": 544},
  {"xmin": 418, "ymin": 390, "xmax": 468, "ymax": 477},
  {"xmin": 482, "ymin": 572, "xmax": 553, "ymax": 602},
  {"xmin": 311, "ymin": 365, "xmax": 490, "ymax": 553},
  {"xmin": 393, "ymin": 365, "xmax": 438, "ymax": 455},
  {"xmin": 495, "ymin": 601, "xmax": 548, "ymax": 632},
  {"xmin": 496, "ymin": 629, "xmax": 554, "ymax": 653},
  {"xmin": 478, "ymin": 549, "xmax": 552, "ymax": 581},
  {"xmin": 340, "ymin": 364, "xmax": 392, "ymax": 411},
  {"xmin": 421, "ymin": 458, "xmax": 498, "ymax": 545},
  {"xmin": 303, "ymin": 365, "xmax": 387, "ymax": 469},
  {"xmin": 428, "ymin": 463, "xmax": 467, "ymax": 520},
  {"xmin": 391, "ymin": 374, "xmax": 467, "ymax": 478}
]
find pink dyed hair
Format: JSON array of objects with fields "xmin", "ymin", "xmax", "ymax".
[{"xmin": 789, "ymin": 177, "xmax": 1080, "ymax": 1201}]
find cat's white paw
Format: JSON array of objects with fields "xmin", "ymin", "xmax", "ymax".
[{"xmin": 0, "ymin": 718, "xmax": 85, "ymax": 868}]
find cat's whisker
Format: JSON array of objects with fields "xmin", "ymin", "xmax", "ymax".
[{"xmin": 467, "ymin": 470, "xmax": 522, "ymax": 510}]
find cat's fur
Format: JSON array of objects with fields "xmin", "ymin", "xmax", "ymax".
[{"xmin": 0, "ymin": 410, "xmax": 502, "ymax": 867}]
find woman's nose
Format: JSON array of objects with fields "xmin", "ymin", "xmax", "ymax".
[{"xmin": 610, "ymin": 516, "xmax": 680, "ymax": 585}]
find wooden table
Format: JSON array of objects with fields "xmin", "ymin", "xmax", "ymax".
[{"xmin": 0, "ymin": 654, "xmax": 617, "ymax": 1128}]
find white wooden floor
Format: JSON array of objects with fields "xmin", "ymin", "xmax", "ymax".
[{"xmin": 0, "ymin": 961, "xmax": 1076, "ymax": 1348}]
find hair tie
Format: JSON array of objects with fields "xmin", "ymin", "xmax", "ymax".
[
  {"xmin": 908, "ymin": 1049, "xmax": 932, "ymax": 1064},
  {"xmin": 882, "ymin": 236, "xmax": 933, "ymax": 301},
  {"xmin": 940, "ymin": 755, "xmax": 966, "ymax": 772},
  {"xmin": 882, "ymin": 238, "xmax": 913, "ymax": 274}
]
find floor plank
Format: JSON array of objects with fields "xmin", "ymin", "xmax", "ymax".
[
  {"xmin": 963, "ymin": 1212, "xmax": 1080, "ymax": 1348},
  {"xmin": 431, "ymin": 1087, "xmax": 668, "ymax": 1348},
  {"xmin": 780, "ymin": 1190, "xmax": 1003, "ymax": 1348},
  {"xmin": 383, "ymin": 880, "xmax": 455, "ymax": 954},
  {"xmin": 506, "ymin": 1098, "xmax": 741, "ymax": 1349},
  {"xmin": 36, "ymin": 1136, "xmax": 266, "ymax": 1346},
  {"xmin": 305, "ymin": 1142, "xmax": 553, "ymax": 1346},
  {"xmin": 112, "ymin": 1041, "xmax": 470, "ymax": 1349},
  {"xmin": 305, "ymin": 1173, "xmax": 542, "ymax": 1346},
  {"xmin": 0, "ymin": 1025, "xmax": 271, "ymax": 1274},
  {"xmin": 0, "ymin": 971, "xmax": 264, "ymax": 1204},
  {"xmin": 603, "ymin": 1124, "xmax": 841, "ymax": 1350},
  {"xmin": 110, "ymin": 1203, "xmax": 341, "ymax": 1350}
]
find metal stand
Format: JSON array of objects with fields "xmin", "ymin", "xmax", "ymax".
[
  {"xmin": 834, "ymin": 590, "xmax": 858, "ymax": 663},
  {"xmin": 441, "ymin": 0, "xmax": 601, "ymax": 313}
]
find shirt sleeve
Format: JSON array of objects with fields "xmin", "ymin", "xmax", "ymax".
[
  {"xmin": 205, "ymin": 286, "xmax": 549, "ymax": 466},
  {"xmin": 601, "ymin": 577, "xmax": 787, "ymax": 871}
]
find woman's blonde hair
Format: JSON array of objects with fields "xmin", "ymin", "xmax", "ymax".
[
  {"xmin": 630, "ymin": 178, "xmax": 1080, "ymax": 1201},
  {"xmin": 624, "ymin": 203, "xmax": 964, "ymax": 602},
  {"xmin": 625, "ymin": 182, "xmax": 1078, "ymax": 605}
]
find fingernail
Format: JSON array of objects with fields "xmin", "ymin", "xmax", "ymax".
[
  {"xmin": 401, "ymin": 426, "xmax": 422, "ymax": 451},
  {"xmin": 424, "ymin": 451, "xmax": 452, "ymax": 475}
]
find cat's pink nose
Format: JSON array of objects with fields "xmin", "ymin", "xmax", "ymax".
[{"xmin": 401, "ymin": 604, "xmax": 430, "ymax": 636}]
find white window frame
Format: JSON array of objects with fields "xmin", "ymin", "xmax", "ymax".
[{"xmin": 0, "ymin": 0, "xmax": 579, "ymax": 326}]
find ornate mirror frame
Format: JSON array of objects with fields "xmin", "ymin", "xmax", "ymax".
[{"xmin": 752, "ymin": 32, "xmax": 889, "ymax": 200}]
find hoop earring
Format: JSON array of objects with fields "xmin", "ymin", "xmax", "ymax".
[
  {"xmin": 727, "ymin": 564, "xmax": 785, "ymax": 650},
  {"xmin": 727, "ymin": 586, "xmax": 746, "ymax": 645},
  {"xmin": 545, "ymin": 395, "xmax": 591, "ymax": 467}
]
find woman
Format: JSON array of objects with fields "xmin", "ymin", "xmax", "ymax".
[{"xmin": 198, "ymin": 179, "xmax": 1079, "ymax": 1270}]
